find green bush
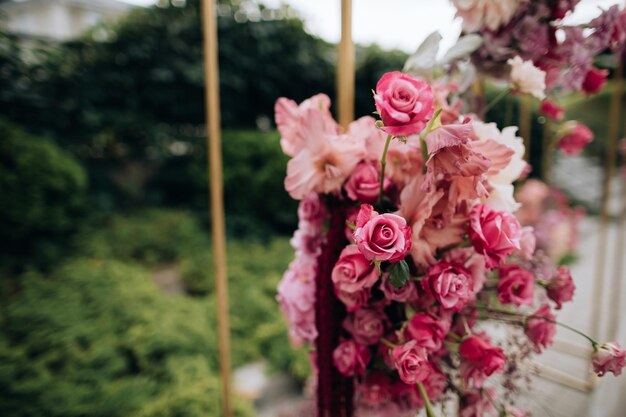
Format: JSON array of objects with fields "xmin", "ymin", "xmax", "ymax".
[
  {"xmin": 0, "ymin": 258, "xmax": 252, "ymax": 417},
  {"xmin": 74, "ymin": 209, "xmax": 209, "ymax": 266},
  {"xmin": 0, "ymin": 118, "xmax": 86, "ymax": 271}
]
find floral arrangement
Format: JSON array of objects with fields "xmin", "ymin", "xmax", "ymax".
[{"xmin": 275, "ymin": 65, "xmax": 625, "ymax": 417}]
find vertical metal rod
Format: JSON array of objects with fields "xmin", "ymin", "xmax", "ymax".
[
  {"xmin": 609, "ymin": 59, "xmax": 626, "ymax": 341},
  {"xmin": 592, "ymin": 60, "xmax": 623, "ymax": 342},
  {"xmin": 519, "ymin": 95, "xmax": 532, "ymax": 161},
  {"xmin": 337, "ymin": 0, "xmax": 354, "ymax": 129},
  {"xmin": 201, "ymin": 1, "xmax": 232, "ymax": 415}
]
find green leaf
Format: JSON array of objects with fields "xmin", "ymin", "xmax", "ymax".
[{"xmin": 389, "ymin": 259, "xmax": 410, "ymax": 288}]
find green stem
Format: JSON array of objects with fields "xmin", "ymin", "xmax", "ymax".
[
  {"xmin": 418, "ymin": 382, "xmax": 438, "ymax": 417},
  {"xmin": 419, "ymin": 107, "xmax": 442, "ymax": 173},
  {"xmin": 378, "ymin": 134, "xmax": 393, "ymax": 205},
  {"xmin": 482, "ymin": 88, "xmax": 511, "ymax": 117},
  {"xmin": 474, "ymin": 306, "xmax": 599, "ymax": 346},
  {"xmin": 380, "ymin": 337, "xmax": 396, "ymax": 349}
]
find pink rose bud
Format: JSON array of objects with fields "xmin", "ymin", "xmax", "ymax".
[
  {"xmin": 381, "ymin": 273, "xmax": 419, "ymax": 303},
  {"xmin": 525, "ymin": 304, "xmax": 556, "ymax": 353},
  {"xmin": 592, "ymin": 342, "xmax": 626, "ymax": 377},
  {"xmin": 405, "ymin": 312, "xmax": 452, "ymax": 353},
  {"xmin": 582, "ymin": 67, "xmax": 608, "ymax": 95},
  {"xmin": 333, "ymin": 339, "xmax": 372, "ymax": 377},
  {"xmin": 391, "ymin": 340, "xmax": 431, "ymax": 384},
  {"xmin": 353, "ymin": 204, "xmax": 411, "ymax": 263},
  {"xmin": 344, "ymin": 161, "xmax": 390, "ymax": 203},
  {"xmin": 422, "ymin": 261, "xmax": 472, "ymax": 311},
  {"xmin": 297, "ymin": 192, "xmax": 327, "ymax": 226},
  {"xmin": 546, "ymin": 265, "xmax": 575, "ymax": 309},
  {"xmin": 332, "ymin": 244, "xmax": 380, "ymax": 292},
  {"xmin": 556, "ymin": 121, "xmax": 594, "ymax": 156},
  {"xmin": 539, "ymin": 100, "xmax": 565, "ymax": 121},
  {"xmin": 374, "ymin": 71, "xmax": 435, "ymax": 137},
  {"xmin": 335, "ymin": 285, "xmax": 371, "ymax": 312},
  {"xmin": 459, "ymin": 334, "xmax": 506, "ymax": 387},
  {"xmin": 497, "ymin": 265, "xmax": 535, "ymax": 307},
  {"xmin": 469, "ymin": 204, "xmax": 522, "ymax": 269},
  {"xmin": 343, "ymin": 307, "xmax": 387, "ymax": 345}
]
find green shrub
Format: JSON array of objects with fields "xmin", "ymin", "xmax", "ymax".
[
  {"xmin": 0, "ymin": 258, "xmax": 252, "ymax": 417},
  {"xmin": 0, "ymin": 118, "xmax": 86, "ymax": 271}
]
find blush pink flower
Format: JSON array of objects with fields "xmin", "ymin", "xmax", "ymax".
[
  {"xmin": 275, "ymin": 93, "xmax": 339, "ymax": 157},
  {"xmin": 405, "ymin": 312, "xmax": 452, "ymax": 353},
  {"xmin": 525, "ymin": 304, "xmax": 556, "ymax": 353},
  {"xmin": 516, "ymin": 226, "xmax": 536, "ymax": 260},
  {"xmin": 277, "ymin": 258, "xmax": 318, "ymax": 346},
  {"xmin": 343, "ymin": 308, "xmax": 387, "ymax": 345},
  {"xmin": 333, "ymin": 339, "xmax": 372, "ymax": 377},
  {"xmin": 592, "ymin": 342, "xmax": 626, "ymax": 377},
  {"xmin": 546, "ymin": 266, "xmax": 576, "ymax": 309},
  {"xmin": 469, "ymin": 204, "xmax": 522, "ymax": 269},
  {"xmin": 344, "ymin": 161, "xmax": 390, "ymax": 203},
  {"xmin": 374, "ymin": 71, "xmax": 434, "ymax": 137},
  {"xmin": 582, "ymin": 67, "xmax": 608, "ymax": 94},
  {"xmin": 297, "ymin": 192, "xmax": 327, "ymax": 227},
  {"xmin": 284, "ymin": 109, "xmax": 365, "ymax": 200},
  {"xmin": 422, "ymin": 261, "xmax": 472, "ymax": 311},
  {"xmin": 391, "ymin": 340, "xmax": 431, "ymax": 384},
  {"xmin": 556, "ymin": 121, "xmax": 594, "ymax": 156},
  {"xmin": 539, "ymin": 100, "xmax": 565, "ymax": 121},
  {"xmin": 332, "ymin": 244, "xmax": 380, "ymax": 293},
  {"xmin": 453, "ymin": 0, "xmax": 522, "ymax": 31},
  {"xmin": 353, "ymin": 204, "xmax": 411, "ymax": 263},
  {"xmin": 381, "ymin": 273, "xmax": 419, "ymax": 303},
  {"xmin": 497, "ymin": 265, "xmax": 535, "ymax": 307},
  {"xmin": 443, "ymin": 248, "xmax": 487, "ymax": 298},
  {"xmin": 459, "ymin": 334, "xmax": 506, "ymax": 387},
  {"xmin": 508, "ymin": 56, "xmax": 546, "ymax": 99}
]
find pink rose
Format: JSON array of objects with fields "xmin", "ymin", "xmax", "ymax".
[
  {"xmin": 333, "ymin": 339, "xmax": 371, "ymax": 377},
  {"xmin": 469, "ymin": 204, "xmax": 522, "ymax": 269},
  {"xmin": 413, "ymin": 366, "xmax": 448, "ymax": 406},
  {"xmin": 497, "ymin": 265, "xmax": 535, "ymax": 307},
  {"xmin": 335, "ymin": 285, "xmax": 370, "ymax": 312},
  {"xmin": 422, "ymin": 261, "xmax": 472, "ymax": 311},
  {"xmin": 582, "ymin": 67, "xmax": 608, "ymax": 95},
  {"xmin": 391, "ymin": 340, "xmax": 431, "ymax": 384},
  {"xmin": 332, "ymin": 244, "xmax": 380, "ymax": 292},
  {"xmin": 444, "ymin": 248, "xmax": 487, "ymax": 298},
  {"xmin": 539, "ymin": 100, "xmax": 564, "ymax": 121},
  {"xmin": 459, "ymin": 389, "xmax": 496, "ymax": 417},
  {"xmin": 344, "ymin": 161, "xmax": 390, "ymax": 203},
  {"xmin": 592, "ymin": 342, "xmax": 626, "ymax": 377},
  {"xmin": 355, "ymin": 372, "xmax": 392, "ymax": 408},
  {"xmin": 525, "ymin": 304, "xmax": 556, "ymax": 353},
  {"xmin": 380, "ymin": 273, "xmax": 419, "ymax": 303},
  {"xmin": 546, "ymin": 266, "xmax": 575, "ymax": 309},
  {"xmin": 353, "ymin": 204, "xmax": 411, "ymax": 263},
  {"xmin": 405, "ymin": 312, "xmax": 452, "ymax": 353},
  {"xmin": 297, "ymin": 192, "xmax": 327, "ymax": 227},
  {"xmin": 290, "ymin": 228, "xmax": 322, "ymax": 258},
  {"xmin": 556, "ymin": 121, "xmax": 594, "ymax": 156},
  {"xmin": 374, "ymin": 71, "xmax": 434, "ymax": 137},
  {"xmin": 343, "ymin": 308, "xmax": 387, "ymax": 345},
  {"xmin": 459, "ymin": 334, "xmax": 506, "ymax": 387}
]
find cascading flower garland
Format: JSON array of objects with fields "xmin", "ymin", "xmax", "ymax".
[{"xmin": 276, "ymin": 65, "xmax": 625, "ymax": 417}]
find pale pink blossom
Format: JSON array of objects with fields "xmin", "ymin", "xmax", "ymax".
[
  {"xmin": 453, "ymin": 0, "xmax": 523, "ymax": 32},
  {"xmin": 277, "ymin": 258, "xmax": 318, "ymax": 346},
  {"xmin": 275, "ymin": 94, "xmax": 339, "ymax": 156},
  {"xmin": 284, "ymin": 109, "xmax": 365, "ymax": 200},
  {"xmin": 333, "ymin": 339, "xmax": 371, "ymax": 377},
  {"xmin": 508, "ymin": 56, "xmax": 546, "ymax": 99},
  {"xmin": 516, "ymin": 226, "xmax": 536, "ymax": 260},
  {"xmin": 344, "ymin": 308, "xmax": 387, "ymax": 345}
]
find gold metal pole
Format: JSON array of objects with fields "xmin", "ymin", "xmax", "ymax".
[
  {"xmin": 592, "ymin": 60, "xmax": 623, "ymax": 342},
  {"xmin": 201, "ymin": 1, "xmax": 232, "ymax": 416},
  {"xmin": 337, "ymin": 0, "xmax": 354, "ymax": 128},
  {"xmin": 519, "ymin": 95, "xmax": 532, "ymax": 161}
]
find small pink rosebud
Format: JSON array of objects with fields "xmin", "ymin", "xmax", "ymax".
[{"xmin": 592, "ymin": 342, "xmax": 626, "ymax": 377}]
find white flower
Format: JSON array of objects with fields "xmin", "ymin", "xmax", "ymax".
[
  {"xmin": 508, "ymin": 56, "xmax": 546, "ymax": 100},
  {"xmin": 453, "ymin": 0, "xmax": 523, "ymax": 32},
  {"xmin": 471, "ymin": 121, "xmax": 527, "ymax": 212}
]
